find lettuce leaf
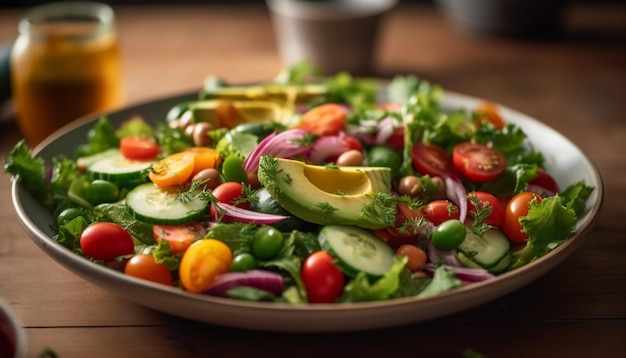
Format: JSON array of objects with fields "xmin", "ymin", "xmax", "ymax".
[
  {"xmin": 339, "ymin": 256, "xmax": 407, "ymax": 302},
  {"xmin": 510, "ymin": 196, "xmax": 578, "ymax": 268},
  {"xmin": 416, "ymin": 266, "xmax": 463, "ymax": 298},
  {"xmin": 4, "ymin": 140, "xmax": 48, "ymax": 203},
  {"xmin": 75, "ymin": 116, "xmax": 119, "ymax": 158}
]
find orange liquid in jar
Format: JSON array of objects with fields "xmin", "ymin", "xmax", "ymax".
[{"xmin": 11, "ymin": 8, "xmax": 123, "ymax": 145}]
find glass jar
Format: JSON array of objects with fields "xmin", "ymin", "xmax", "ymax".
[{"xmin": 10, "ymin": 1, "xmax": 123, "ymax": 145}]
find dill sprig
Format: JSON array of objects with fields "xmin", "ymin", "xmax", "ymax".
[
  {"xmin": 468, "ymin": 195, "xmax": 494, "ymax": 236},
  {"xmin": 176, "ymin": 179, "xmax": 212, "ymax": 204},
  {"xmin": 362, "ymin": 192, "xmax": 398, "ymax": 226}
]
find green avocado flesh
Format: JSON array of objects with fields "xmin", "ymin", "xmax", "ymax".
[{"xmin": 257, "ymin": 156, "xmax": 393, "ymax": 229}]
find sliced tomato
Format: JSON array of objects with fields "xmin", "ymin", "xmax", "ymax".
[
  {"xmin": 152, "ymin": 222, "xmax": 206, "ymax": 254},
  {"xmin": 452, "ymin": 142, "xmax": 506, "ymax": 182},
  {"xmin": 295, "ymin": 103, "xmax": 347, "ymax": 136},
  {"xmin": 411, "ymin": 142, "xmax": 454, "ymax": 178},
  {"xmin": 530, "ymin": 168, "xmax": 559, "ymax": 194},
  {"xmin": 120, "ymin": 135, "xmax": 160, "ymax": 160},
  {"xmin": 474, "ymin": 102, "xmax": 505, "ymax": 130},
  {"xmin": 148, "ymin": 151, "xmax": 195, "ymax": 187}
]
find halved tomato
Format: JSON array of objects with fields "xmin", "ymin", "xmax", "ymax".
[
  {"xmin": 148, "ymin": 151, "xmax": 195, "ymax": 188},
  {"xmin": 411, "ymin": 142, "xmax": 454, "ymax": 178},
  {"xmin": 120, "ymin": 136, "xmax": 160, "ymax": 160},
  {"xmin": 295, "ymin": 103, "xmax": 347, "ymax": 136},
  {"xmin": 152, "ymin": 222, "xmax": 206, "ymax": 254},
  {"xmin": 452, "ymin": 142, "xmax": 506, "ymax": 182}
]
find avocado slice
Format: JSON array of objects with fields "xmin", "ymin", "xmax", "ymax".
[
  {"xmin": 257, "ymin": 156, "xmax": 395, "ymax": 230},
  {"xmin": 189, "ymin": 99, "xmax": 292, "ymax": 127},
  {"xmin": 200, "ymin": 83, "xmax": 328, "ymax": 104}
]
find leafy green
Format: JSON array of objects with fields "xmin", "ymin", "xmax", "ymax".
[
  {"xmin": 96, "ymin": 202, "xmax": 156, "ymax": 245},
  {"xmin": 151, "ymin": 239, "xmax": 182, "ymax": 271},
  {"xmin": 510, "ymin": 195, "xmax": 578, "ymax": 268},
  {"xmin": 116, "ymin": 115, "xmax": 154, "ymax": 138},
  {"xmin": 339, "ymin": 256, "xmax": 407, "ymax": 302},
  {"xmin": 559, "ymin": 180, "xmax": 594, "ymax": 217},
  {"xmin": 416, "ymin": 266, "xmax": 463, "ymax": 298},
  {"xmin": 273, "ymin": 60, "xmax": 324, "ymax": 85},
  {"xmin": 54, "ymin": 216, "xmax": 89, "ymax": 252},
  {"xmin": 226, "ymin": 286, "xmax": 278, "ymax": 302},
  {"xmin": 215, "ymin": 131, "xmax": 258, "ymax": 158},
  {"xmin": 206, "ymin": 222, "xmax": 256, "ymax": 256},
  {"xmin": 75, "ymin": 116, "xmax": 119, "ymax": 158},
  {"xmin": 154, "ymin": 122, "xmax": 193, "ymax": 157},
  {"xmin": 479, "ymin": 163, "xmax": 538, "ymax": 198},
  {"xmin": 307, "ymin": 72, "xmax": 377, "ymax": 110},
  {"xmin": 4, "ymin": 140, "xmax": 48, "ymax": 203}
]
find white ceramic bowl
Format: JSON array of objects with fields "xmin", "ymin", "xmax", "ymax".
[{"xmin": 11, "ymin": 89, "xmax": 603, "ymax": 332}]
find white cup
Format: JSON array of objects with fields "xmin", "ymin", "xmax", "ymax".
[{"xmin": 267, "ymin": 0, "xmax": 398, "ymax": 76}]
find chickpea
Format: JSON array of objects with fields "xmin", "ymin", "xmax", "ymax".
[
  {"xmin": 431, "ymin": 176, "xmax": 446, "ymax": 199},
  {"xmin": 192, "ymin": 168, "xmax": 220, "ymax": 189},
  {"xmin": 192, "ymin": 122, "xmax": 213, "ymax": 147},
  {"xmin": 177, "ymin": 110, "xmax": 194, "ymax": 130},
  {"xmin": 395, "ymin": 244, "xmax": 427, "ymax": 273},
  {"xmin": 247, "ymin": 171, "xmax": 262, "ymax": 190},
  {"xmin": 335, "ymin": 149, "xmax": 363, "ymax": 167},
  {"xmin": 398, "ymin": 175, "xmax": 422, "ymax": 197}
]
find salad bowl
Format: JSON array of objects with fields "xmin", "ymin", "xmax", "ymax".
[{"xmin": 10, "ymin": 88, "xmax": 603, "ymax": 333}]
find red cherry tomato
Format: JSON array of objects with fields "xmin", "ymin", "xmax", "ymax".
[
  {"xmin": 152, "ymin": 223, "xmax": 205, "ymax": 254},
  {"xmin": 502, "ymin": 192, "xmax": 542, "ymax": 244},
  {"xmin": 384, "ymin": 203, "xmax": 423, "ymax": 249},
  {"xmin": 80, "ymin": 222, "xmax": 135, "ymax": 261},
  {"xmin": 452, "ymin": 142, "xmax": 506, "ymax": 182},
  {"xmin": 124, "ymin": 254, "xmax": 173, "ymax": 286},
  {"xmin": 301, "ymin": 251, "xmax": 344, "ymax": 303},
  {"xmin": 422, "ymin": 200, "xmax": 460, "ymax": 226},
  {"xmin": 467, "ymin": 191, "xmax": 506, "ymax": 227},
  {"xmin": 210, "ymin": 181, "xmax": 250, "ymax": 219},
  {"xmin": 386, "ymin": 127, "xmax": 405, "ymax": 151},
  {"xmin": 120, "ymin": 135, "xmax": 160, "ymax": 160},
  {"xmin": 411, "ymin": 142, "xmax": 454, "ymax": 177},
  {"xmin": 530, "ymin": 168, "xmax": 559, "ymax": 194}
]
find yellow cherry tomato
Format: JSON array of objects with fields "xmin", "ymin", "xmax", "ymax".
[
  {"xmin": 179, "ymin": 239, "xmax": 233, "ymax": 293},
  {"xmin": 149, "ymin": 151, "xmax": 195, "ymax": 187},
  {"xmin": 181, "ymin": 147, "xmax": 222, "ymax": 176}
]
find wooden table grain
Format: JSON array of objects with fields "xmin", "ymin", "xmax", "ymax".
[{"xmin": 1, "ymin": 2, "xmax": 625, "ymax": 357}]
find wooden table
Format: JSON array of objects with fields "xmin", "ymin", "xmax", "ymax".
[{"xmin": 1, "ymin": 2, "xmax": 625, "ymax": 357}]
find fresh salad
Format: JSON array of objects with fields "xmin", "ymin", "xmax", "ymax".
[{"xmin": 5, "ymin": 64, "xmax": 594, "ymax": 304}]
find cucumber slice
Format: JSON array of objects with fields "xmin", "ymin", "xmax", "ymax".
[
  {"xmin": 87, "ymin": 151, "xmax": 155, "ymax": 184},
  {"xmin": 126, "ymin": 183, "xmax": 209, "ymax": 225},
  {"xmin": 458, "ymin": 250, "xmax": 512, "ymax": 274},
  {"xmin": 77, "ymin": 148, "xmax": 120, "ymax": 172},
  {"xmin": 457, "ymin": 226, "xmax": 510, "ymax": 270},
  {"xmin": 318, "ymin": 225, "xmax": 395, "ymax": 278}
]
